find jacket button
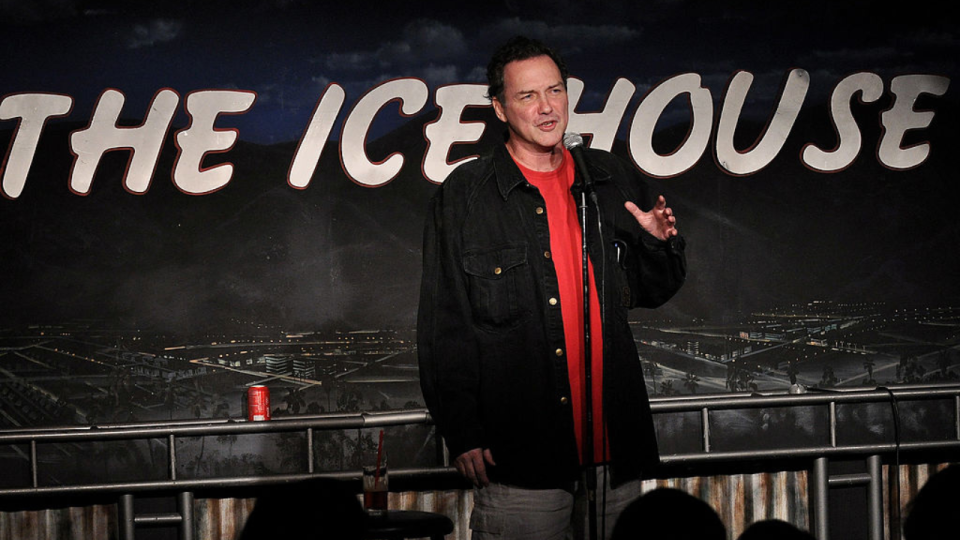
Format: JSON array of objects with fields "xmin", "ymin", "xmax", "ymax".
[
  {"xmin": 560, "ymin": 396, "xmax": 569, "ymax": 405},
  {"xmin": 536, "ymin": 207, "xmax": 544, "ymax": 215},
  {"xmin": 544, "ymin": 251, "xmax": 551, "ymax": 259},
  {"xmin": 494, "ymin": 267, "xmax": 502, "ymax": 275},
  {"xmin": 555, "ymin": 348, "xmax": 564, "ymax": 357},
  {"xmin": 548, "ymin": 297, "xmax": 558, "ymax": 306}
]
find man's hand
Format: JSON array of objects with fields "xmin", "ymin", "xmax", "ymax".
[
  {"xmin": 454, "ymin": 448, "xmax": 496, "ymax": 488},
  {"xmin": 625, "ymin": 195, "xmax": 678, "ymax": 241}
]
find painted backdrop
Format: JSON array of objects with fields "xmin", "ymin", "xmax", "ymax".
[{"xmin": 1, "ymin": 1, "xmax": 958, "ymax": 479}]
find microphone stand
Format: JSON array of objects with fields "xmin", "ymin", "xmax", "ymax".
[
  {"xmin": 578, "ymin": 181, "xmax": 598, "ymax": 540},
  {"xmin": 566, "ymin": 132, "xmax": 599, "ymax": 540}
]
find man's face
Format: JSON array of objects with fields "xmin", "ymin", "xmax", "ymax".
[{"xmin": 492, "ymin": 55, "xmax": 568, "ymax": 157}]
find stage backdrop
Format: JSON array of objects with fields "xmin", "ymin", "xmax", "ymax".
[{"xmin": 1, "ymin": 2, "xmax": 957, "ymax": 477}]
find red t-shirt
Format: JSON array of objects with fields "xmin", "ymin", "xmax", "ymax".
[{"xmin": 517, "ymin": 149, "xmax": 609, "ymax": 464}]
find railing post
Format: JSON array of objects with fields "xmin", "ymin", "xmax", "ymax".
[
  {"xmin": 178, "ymin": 491, "xmax": 195, "ymax": 540},
  {"xmin": 888, "ymin": 464, "xmax": 903, "ymax": 540},
  {"xmin": 811, "ymin": 457, "xmax": 829, "ymax": 540},
  {"xmin": 701, "ymin": 407, "xmax": 711, "ymax": 452},
  {"xmin": 30, "ymin": 440, "xmax": 38, "ymax": 488},
  {"xmin": 169, "ymin": 434, "xmax": 177, "ymax": 480},
  {"xmin": 307, "ymin": 427, "xmax": 315, "ymax": 474},
  {"xmin": 866, "ymin": 455, "xmax": 883, "ymax": 540},
  {"xmin": 118, "ymin": 493, "xmax": 136, "ymax": 540},
  {"xmin": 955, "ymin": 395, "xmax": 959, "ymax": 441}
]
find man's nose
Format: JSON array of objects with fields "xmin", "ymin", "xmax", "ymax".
[{"xmin": 538, "ymin": 96, "xmax": 554, "ymax": 114}]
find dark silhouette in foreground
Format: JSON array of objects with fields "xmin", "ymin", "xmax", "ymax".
[
  {"xmin": 239, "ymin": 478, "xmax": 365, "ymax": 540},
  {"xmin": 903, "ymin": 464, "xmax": 960, "ymax": 540},
  {"xmin": 611, "ymin": 487, "xmax": 726, "ymax": 540},
  {"xmin": 738, "ymin": 519, "xmax": 815, "ymax": 540}
]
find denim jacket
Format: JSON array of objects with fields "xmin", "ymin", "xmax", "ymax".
[{"xmin": 417, "ymin": 143, "xmax": 686, "ymax": 488}]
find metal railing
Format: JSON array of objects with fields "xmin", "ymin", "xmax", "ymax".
[
  {"xmin": 654, "ymin": 384, "xmax": 960, "ymax": 463},
  {"xmin": 651, "ymin": 384, "xmax": 960, "ymax": 540},
  {"xmin": 1, "ymin": 383, "xmax": 958, "ymax": 540},
  {"xmin": 0, "ymin": 409, "xmax": 445, "ymax": 497}
]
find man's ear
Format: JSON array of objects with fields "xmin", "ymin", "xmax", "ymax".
[{"xmin": 492, "ymin": 97, "xmax": 507, "ymax": 123}]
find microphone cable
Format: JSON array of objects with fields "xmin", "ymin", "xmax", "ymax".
[
  {"xmin": 595, "ymin": 188, "xmax": 610, "ymax": 540},
  {"xmin": 586, "ymin": 149, "xmax": 611, "ymax": 540},
  {"xmin": 879, "ymin": 386, "xmax": 903, "ymax": 540}
]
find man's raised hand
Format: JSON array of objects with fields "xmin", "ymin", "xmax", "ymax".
[{"xmin": 624, "ymin": 195, "xmax": 678, "ymax": 241}]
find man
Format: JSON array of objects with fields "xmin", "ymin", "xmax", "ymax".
[{"xmin": 417, "ymin": 36, "xmax": 686, "ymax": 539}]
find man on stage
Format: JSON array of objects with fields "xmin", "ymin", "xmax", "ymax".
[{"xmin": 417, "ymin": 36, "xmax": 687, "ymax": 539}]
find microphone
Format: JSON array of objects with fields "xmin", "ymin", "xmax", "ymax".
[{"xmin": 563, "ymin": 132, "xmax": 596, "ymax": 199}]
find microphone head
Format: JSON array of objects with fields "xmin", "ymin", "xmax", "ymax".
[{"xmin": 563, "ymin": 132, "xmax": 583, "ymax": 150}]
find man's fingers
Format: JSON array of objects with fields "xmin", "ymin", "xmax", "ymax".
[
  {"xmin": 625, "ymin": 198, "xmax": 669, "ymax": 217},
  {"xmin": 456, "ymin": 448, "xmax": 492, "ymax": 488},
  {"xmin": 465, "ymin": 460, "xmax": 480, "ymax": 485},
  {"xmin": 472, "ymin": 451, "xmax": 490, "ymax": 487},
  {"xmin": 624, "ymin": 196, "xmax": 679, "ymax": 241}
]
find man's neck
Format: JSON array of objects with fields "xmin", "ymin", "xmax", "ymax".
[{"xmin": 505, "ymin": 139, "xmax": 564, "ymax": 172}]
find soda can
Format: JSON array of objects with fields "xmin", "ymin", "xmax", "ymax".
[{"xmin": 247, "ymin": 385, "xmax": 270, "ymax": 421}]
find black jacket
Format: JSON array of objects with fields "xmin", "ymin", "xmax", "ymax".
[{"xmin": 417, "ymin": 143, "xmax": 686, "ymax": 488}]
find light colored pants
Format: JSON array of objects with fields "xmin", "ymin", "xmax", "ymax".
[{"xmin": 469, "ymin": 467, "xmax": 642, "ymax": 540}]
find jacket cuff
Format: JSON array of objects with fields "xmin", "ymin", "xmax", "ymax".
[
  {"xmin": 442, "ymin": 425, "xmax": 485, "ymax": 459},
  {"xmin": 639, "ymin": 230, "xmax": 685, "ymax": 254}
]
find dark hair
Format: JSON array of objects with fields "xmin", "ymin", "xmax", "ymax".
[
  {"xmin": 903, "ymin": 465, "xmax": 960, "ymax": 540},
  {"xmin": 486, "ymin": 35, "xmax": 569, "ymax": 104},
  {"xmin": 239, "ymin": 478, "xmax": 365, "ymax": 540},
  {"xmin": 612, "ymin": 488, "xmax": 726, "ymax": 540},
  {"xmin": 738, "ymin": 519, "xmax": 815, "ymax": 540}
]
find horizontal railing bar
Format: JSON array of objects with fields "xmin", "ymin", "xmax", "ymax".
[
  {"xmin": 828, "ymin": 473, "xmax": 874, "ymax": 487},
  {"xmin": 651, "ymin": 385, "xmax": 960, "ymax": 413},
  {"xmin": 133, "ymin": 513, "xmax": 183, "ymax": 526},
  {"xmin": 0, "ymin": 410, "xmax": 432, "ymax": 444},
  {"xmin": 3, "ymin": 385, "xmax": 958, "ymax": 444},
  {"xmin": 0, "ymin": 467, "xmax": 460, "ymax": 499},
  {"xmin": 662, "ymin": 440, "xmax": 960, "ymax": 464}
]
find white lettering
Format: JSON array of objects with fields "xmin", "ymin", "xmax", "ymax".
[
  {"xmin": 802, "ymin": 73, "xmax": 883, "ymax": 172},
  {"xmin": 878, "ymin": 74, "xmax": 950, "ymax": 171},
  {"xmin": 628, "ymin": 73, "xmax": 712, "ymax": 178},
  {"xmin": 1, "ymin": 71, "xmax": 951, "ymax": 198},
  {"xmin": 422, "ymin": 83, "xmax": 488, "ymax": 183},
  {"xmin": 567, "ymin": 77, "xmax": 636, "ymax": 152},
  {"xmin": 69, "ymin": 89, "xmax": 178, "ymax": 195},
  {"xmin": 288, "ymin": 84, "xmax": 346, "ymax": 189},
  {"xmin": 173, "ymin": 90, "xmax": 256, "ymax": 195},
  {"xmin": 340, "ymin": 78, "xmax": 428, "ymax": 187},
  {"xmin": 716, "ymin": 69, "xmax": 809, "ymax": 175},
  {"xmin": 0, "ymin": 93, "xmax": 73, "ymax": 199}
]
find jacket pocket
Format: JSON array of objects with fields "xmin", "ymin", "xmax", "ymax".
[{"xmin": 462, "ymin": 246, "xmax": 531, "ymax": 330}]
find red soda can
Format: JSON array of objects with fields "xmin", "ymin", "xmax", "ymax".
[{"xmin": 247, "ymin": 385, "xmax": 270, "ymax": 421}]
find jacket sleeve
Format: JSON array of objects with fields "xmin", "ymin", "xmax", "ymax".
[
  {"xmin": 416, "ymin": 185, "xmax": 485, "ymax": 458},
  {"xmin": 628, "ymin": 232, "xmax": 686, "ymax": 308},
  {"xmin": 611, "ymin": 162, "xmax": 687, "ymax": 309}
]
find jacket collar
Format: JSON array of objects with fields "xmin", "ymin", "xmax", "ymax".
[
  {"xmin": 492, "ymin": 143, "xmax": 528, "ymax": 200},
  {"xmin": 491, "ymin": 142, "xmax": 613, "ymax": 200}
]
